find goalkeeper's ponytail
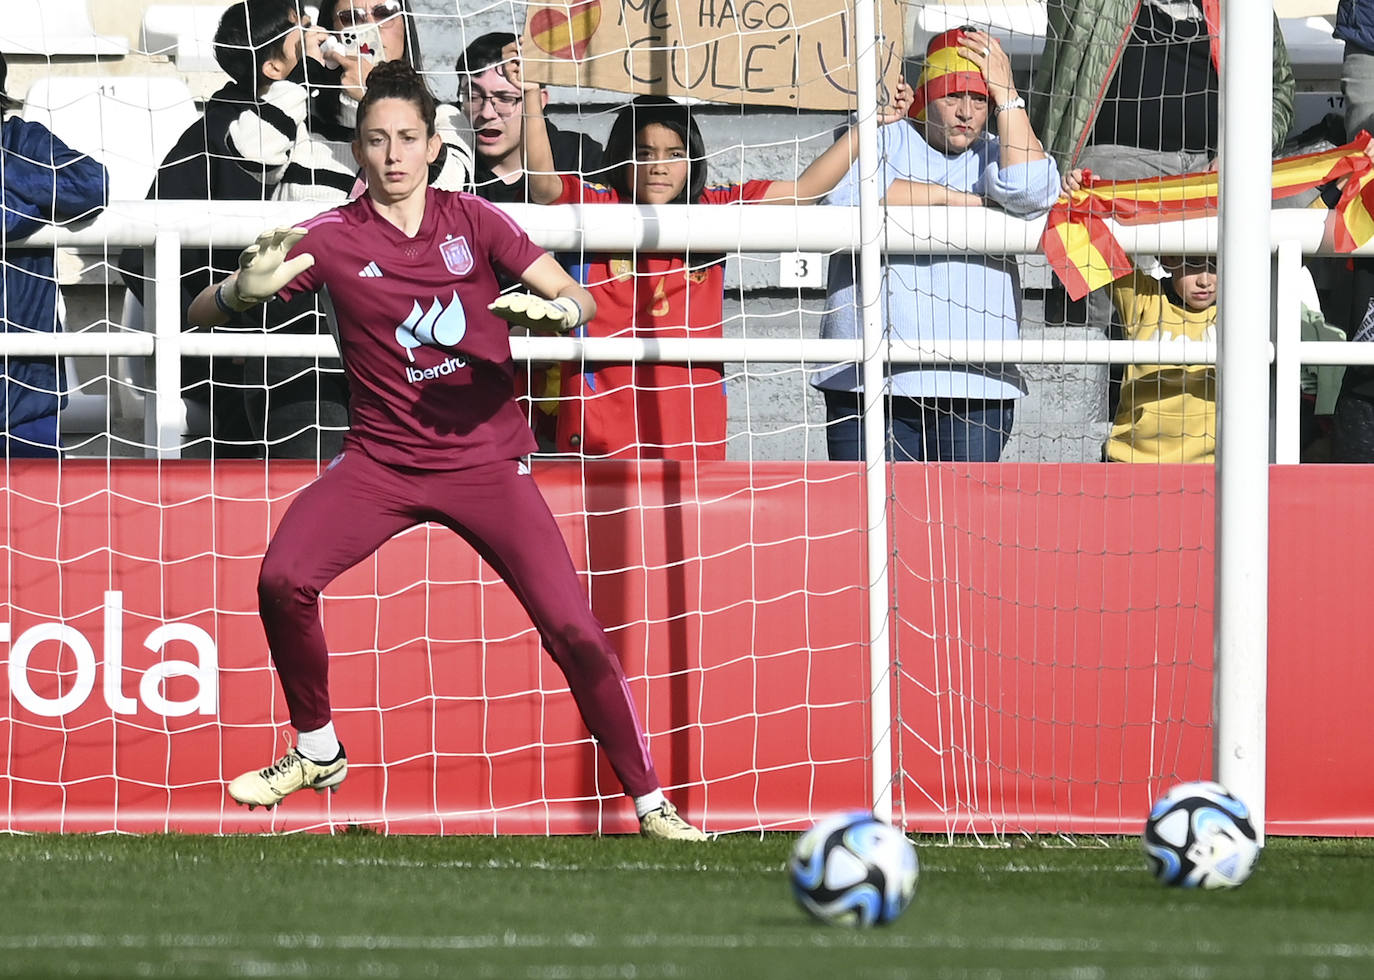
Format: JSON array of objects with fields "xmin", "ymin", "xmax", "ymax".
[{"xmin": 357, "ymin": 60, "xmax": 438, "ymax": 138}]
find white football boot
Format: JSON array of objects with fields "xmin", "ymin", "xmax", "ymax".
[
  {"xmin": 228, "ymin": 745, "xmax": 347, "ymax": 809},
  {"xmin": 638, "ymin": 801, "xmax": 708, "ymax": 841}
]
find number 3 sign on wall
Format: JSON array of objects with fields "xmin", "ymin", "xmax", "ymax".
[{"xmin": 778, "ymin": 251, "xmax": 825, "ymax": 289}]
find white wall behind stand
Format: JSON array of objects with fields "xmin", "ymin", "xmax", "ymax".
[
  {"xmin": 139, "ymin": 4, "xmax": 230, "ymax": 74},
  {"xmin": 0, "ymin": 0, "xmax": 129, "ymax": 57},
  {"xmin": 4, "ymin": 0, "xmax": 235, "ymax": 101}
]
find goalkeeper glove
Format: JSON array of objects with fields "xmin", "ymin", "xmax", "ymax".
[
  {"xmin": 217, "ymin": 227, "xmax": 315, "ymax": 312},
  {"xmin": 487, "ymin": 292, "xmax": 583, "ymax": 333}
]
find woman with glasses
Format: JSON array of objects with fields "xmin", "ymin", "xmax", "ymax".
[
  {"xmin": 316, "ymin": 0, "xmax": 415, "ymax": 66},
  {"xmin": 455, "ymin": 32, "xmax": 603, "ymax": 205},
  {"xmin": 313, "ymin": 0, "xmax": 472, "ymax": 196}
]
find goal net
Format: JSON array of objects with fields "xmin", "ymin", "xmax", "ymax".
[{"xmin": 0, "ymin": 0, "xmax": 1227, "ymax": 836}]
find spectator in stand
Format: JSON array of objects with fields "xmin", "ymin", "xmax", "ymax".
[
  {"xmin": 456, "ymin": 33, "xmax": 603, "ymax": 204},
  {"xmin": 1329, "ymin": 0, "xmax": 1374, "ymax": 461},
  {"xmin": 512, "ymin": 48, "xmax": 912, "ymax": 460},
  {"xmin": 309, "ymin": 0, "xmax": 474, "ymax": 198},
  {"xmin": 1061, "ymin": 169, "xmax": 1219, "ymax": 461},
  {"xmin": 1030, "ymin": 0, "xmax": 1293, "ymax": 175},
  {"xmin": 812, "ymin": 28, "xmax": 1060, "ymax": 462},
  {"xmin": 1028, "ymin": 1, "xmax": 1295, "ymax": 438},
  {"xmin": 221, "ymin": 0, "xmax": 465, "ymax": 457},
  {"xmin": 1106, "ymin": 255, "xmax": 1218, "ymax": 463},
  {"xmin": 1341, "ymin": 0, "xmax": 1374, "ymax": 142},
  {"xmin": 455, "ymin": 32, "xmax": 604, "ymax": 450},
  {"xmin": 1, "ymin": 51, "xmax": 110, "ymax": 457}
]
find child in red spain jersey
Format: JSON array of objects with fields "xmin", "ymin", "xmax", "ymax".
[
  {"xmin": 187, "ymin": 60, "xmax": 706, "ymax": 840},
  {"xmin": 506, "ymin": 48, "xmax": 910, "ymax": 460}
]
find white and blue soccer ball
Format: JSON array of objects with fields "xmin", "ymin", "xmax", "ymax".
[
  {"xmin": 788, "ymin": 811, "xmax": 919, "ymax": 927},
  {"xmin": 1142, "ymin": 780, "xmax": 1260, "ymax": 889}
]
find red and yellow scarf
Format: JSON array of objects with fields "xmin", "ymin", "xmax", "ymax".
[{"xmin": 1041, "ymin": 133, "xmax": 1374, "ymax": 299}]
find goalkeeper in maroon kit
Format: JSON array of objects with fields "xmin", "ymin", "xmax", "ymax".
[{"xmin": 188, "ymin": 60, "xmax": 705, "ymax": 840}]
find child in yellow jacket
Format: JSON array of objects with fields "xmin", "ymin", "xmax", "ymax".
[{"xmin": 1063, "ymin": 169, "xmax": 1217, "ymax": 463}]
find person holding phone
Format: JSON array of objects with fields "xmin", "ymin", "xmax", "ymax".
[
  {"xmin": 215, "ymin": 0, "xmax": 470, "ymax": 205},
  {"xmin": 311, "ymin": 0, "xmax": 473, "ymax": 195},
  {"xmin": 318, "ymin": 0, "xmax": 412, "ymax": 64}
]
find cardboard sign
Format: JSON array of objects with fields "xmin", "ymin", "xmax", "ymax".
[{"xmin": 519, "ymin": 0, "xmax": 905, "ymax": 109}]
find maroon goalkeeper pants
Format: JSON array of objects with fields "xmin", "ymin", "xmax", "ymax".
[{"xmin": 256, "ymin": 449, "xmax": 659, "ymax": 798}]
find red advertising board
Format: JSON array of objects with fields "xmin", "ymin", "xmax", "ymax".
[{"xmin": 1, "ymin": 460, "xmax": 1370, "ymax": 835}]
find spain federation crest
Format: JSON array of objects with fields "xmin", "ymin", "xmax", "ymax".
[{"xmin": 440, "ymin": 236, "xmax": 474, "ymax": 276}]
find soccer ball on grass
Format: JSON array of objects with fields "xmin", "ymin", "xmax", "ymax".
[
  {"xmin": 1142, "ymin": 780, "xmax": 1259, "ymax": 889},
  {"xmin": 788, "ymin": 811, "xmax": 919, "ymax": 926}
]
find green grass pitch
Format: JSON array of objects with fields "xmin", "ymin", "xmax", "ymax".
[{"xmin": 2, "ymin": 833, "xmax": 1372, "ymax": 978}]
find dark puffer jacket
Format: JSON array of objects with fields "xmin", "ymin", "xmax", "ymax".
[
  {"xmin": 1337, "ymin": 0, "xmax": 1374, "ymax": 55},
  {"xmin": 2, "ymin": 113, "xmax": 109, "ymax": 429}
]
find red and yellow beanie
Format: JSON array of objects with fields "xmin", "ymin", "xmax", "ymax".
[{"xmin": 909, "ymin": 27, "xmax": 989, "ymax": 122}]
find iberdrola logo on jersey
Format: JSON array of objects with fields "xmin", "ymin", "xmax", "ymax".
[
  {"xmin": 396, "ymin": 292, "xmax": 467, "ymax": 362},
  {"xmin": 396, "ymin": 293, "xmax": 469, "ymax": 383}
]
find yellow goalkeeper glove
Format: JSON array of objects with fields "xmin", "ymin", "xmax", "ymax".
[
  {"xmin": 217, "ymin": 227, "xmax": 316, "ymax": 312},
  {"xmin": 488, "ymin": 292, "xmax": 583, "ymax": 334}
]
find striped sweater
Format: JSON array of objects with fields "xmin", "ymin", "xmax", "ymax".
[{"xmin": 222, "ymin": 72, "xmax": 474, "ymax": 203}]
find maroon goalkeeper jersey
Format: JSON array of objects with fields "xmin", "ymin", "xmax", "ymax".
[{"xmin": 278, "ymin": 187, "xmax": 545, "ymax": 468}]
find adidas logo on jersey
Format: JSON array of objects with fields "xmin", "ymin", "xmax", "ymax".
[{"xmin": 358, "ymin": 261, "xmax": 383, "ymax": 278}]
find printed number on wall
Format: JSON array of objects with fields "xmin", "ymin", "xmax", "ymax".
[{"xmin": 778, "ymin": 252, "xmax": 824, "ymax": 289}]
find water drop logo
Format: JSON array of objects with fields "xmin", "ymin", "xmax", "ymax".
[{"xmin": 396, "ymin": 293, "xmax": 467, "ymax": 362}]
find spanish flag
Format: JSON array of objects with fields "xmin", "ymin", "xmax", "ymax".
[{"xmin": 1042, "ymin": 133, "xmax": 1374, "ymax": 300}]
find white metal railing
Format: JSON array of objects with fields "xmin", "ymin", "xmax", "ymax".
[{"xmin": 7, "ymin": 200, "xmax": 1366, "ymax": 422}]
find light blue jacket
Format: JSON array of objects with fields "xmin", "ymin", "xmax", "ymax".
[{"xmin": 814, "ymin": 119, "xmax": 1060, "ymax": 400}]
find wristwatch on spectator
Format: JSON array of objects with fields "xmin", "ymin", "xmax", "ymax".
[{"xmin": 994, "ymin": 96, "xmax": 1026, "ymax": 116}]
